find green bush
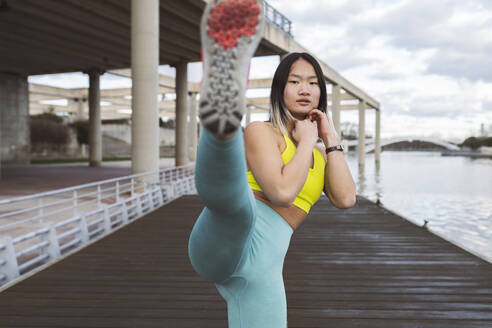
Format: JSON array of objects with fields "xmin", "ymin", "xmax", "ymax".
[
  {"xmin": 102, "ymin": 118, "xmax": 130, "ymax": 125},
  {"xmin": 160, "ymin": 118, "xmax": 175, "ymax": 129},
  {"xmin": 70, "ymin": 120, "xmax": 89, "ymax": 145},
  {"xmin": 31, "ymin": 112, "xmax": 64, "ymax": 124},
  {"xmin": 461, "ymin": 136, "xmax": 492, "ymax": 149},
  {"xmin": 30, "ymin": 118, "xmax": 69, "ymax": 145}
]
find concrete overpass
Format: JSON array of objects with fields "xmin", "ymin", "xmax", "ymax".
[
  {"xmin": 28, "ymin": 75, "xmax": 374, "ymax": 121},
  {"xmin": 0, "ymin": 0, "xmax": 381, "ymax": 179}
]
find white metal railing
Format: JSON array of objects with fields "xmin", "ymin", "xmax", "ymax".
[
  {"xmin": 264, "ymin": 1, "xmax": 293, "ymax": 38},
  {"xmin": 0, "ymin": 164, "xmax": 196, "ymax": 288}
]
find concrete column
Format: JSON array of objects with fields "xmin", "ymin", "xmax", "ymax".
[
  {"xmin": 331, "ymin": 84, "xmax": 341, "ymax": 136},
  {"xmin": 188, "ymin": 92, "xmax": 198, "ymax": 162},
  {"xmin": 175, "ymin": 62, "xmax": 188, "ymax": 166},
  {"xmin": 375, "ymin": 108, "xmax": 381, "ymax": 165},
  {"xmin": 88, "ymin": 71, "xmax": 102, "ymax": 167},
  {"xmin": 131, "ymin": 0, "xmax": 159, "ymax": 180},
  {"xmin": 0, "ymin": 72, "xmax": 30, "ymax": 165},
  {"xmin": 358, "ymin": 100, "xmax": 366, "ymax": 167}
]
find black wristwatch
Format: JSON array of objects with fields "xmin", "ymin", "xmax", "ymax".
[{"xmin": 325, "ymin": 144, "xmax": 344, "ymax": 154}]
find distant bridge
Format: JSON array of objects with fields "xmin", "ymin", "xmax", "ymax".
[{"xmin": 346, "ymin": 137, "xmax": 460, "ymax": 153}]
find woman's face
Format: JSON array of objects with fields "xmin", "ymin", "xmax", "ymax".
[{"xmin": 283, "ymin": 58, "xmax": 321, "ymax": 120}]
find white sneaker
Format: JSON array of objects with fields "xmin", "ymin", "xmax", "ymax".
[{"xmin": 199, "ymin": 0, "xmax": 265, "ymax": 135}]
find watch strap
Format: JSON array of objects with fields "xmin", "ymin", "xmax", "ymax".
[{"xmin": 325, "ymin": 144, "xmax": 343, "ymax": 154}]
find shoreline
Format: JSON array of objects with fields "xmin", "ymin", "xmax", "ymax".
[{"xmin": 441, "ymin": 150, "xmax": 492, "ymax": 159}]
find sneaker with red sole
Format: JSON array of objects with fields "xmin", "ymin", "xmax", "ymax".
[{"xmin": 199, "ymin": 0, "xmax": 265, "ymax": 136}]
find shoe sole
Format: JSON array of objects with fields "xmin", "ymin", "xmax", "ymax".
[{"xmin": 199, "ymin": 0, "xmax": 265, "ymax": 135}]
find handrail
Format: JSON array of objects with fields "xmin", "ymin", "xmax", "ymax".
[
  {"xmin": 264, "ymin": 1, "xmax": 293, "ymax": 38},
  {"xmin": 0, "ymin": 164, "xmax": 197, "ymax": 289},
  {"xmin": 0, "ymin": 164, "xmax": 194, "ymax": 205}
]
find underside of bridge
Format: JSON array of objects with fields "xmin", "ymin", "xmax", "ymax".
[
  {"xmin": 0, "ymin": 0, "xmax": 381, "ymax": 173},
  {"xmin": 0, "ymin": 0, "xmax": 284, "ymax": 75}
]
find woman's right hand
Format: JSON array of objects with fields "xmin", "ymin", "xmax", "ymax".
[{"xmin": 292, "ymin": 118, "xmax": 318, "ymax": 147}]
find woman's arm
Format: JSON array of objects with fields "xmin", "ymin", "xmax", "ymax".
[
  {"xmin": 310, "ymin": 109, "xmax": 356, "ymax": 209},
  {"xmin": 317, "ymin": 134, "xmax": 356, "ymax": 209},
  {"xmin": 244, "ymin": 121, "xmax": 318, "ymax": 207}
]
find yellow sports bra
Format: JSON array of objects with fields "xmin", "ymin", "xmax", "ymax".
[{"xmin": 247, "ymin": 134, "xmax": 326, "ymax": 213}]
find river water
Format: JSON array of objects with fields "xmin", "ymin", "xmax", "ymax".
[{"xmin": 344, "ymin": 150, "xmax": 492, "ymax": 262}]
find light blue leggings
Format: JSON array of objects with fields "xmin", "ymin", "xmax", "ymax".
[{"xmin": 188, "ymin": 128, "xmax": 294, "ymax": 328}]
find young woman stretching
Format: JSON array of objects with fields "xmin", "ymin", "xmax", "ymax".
[{"xmin": 188, "ymin": 0, "xmax": 356, "ymax": 326}]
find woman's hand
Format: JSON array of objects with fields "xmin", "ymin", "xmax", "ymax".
[
  {"xmin": 292, "ymin": 118, "xmax": 318, "ymax": 147},
  {"xmin": 308, "ymin": 109, "xmax": 340, "ymax": 147},
  {"xmin": 308, "ymin": 109, "xmax": 336, "ymax": 139}
]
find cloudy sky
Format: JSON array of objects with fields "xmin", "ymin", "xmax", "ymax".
[{"xmin": 30, "ymin": 0, "xmax": 492, "ymax": 142}]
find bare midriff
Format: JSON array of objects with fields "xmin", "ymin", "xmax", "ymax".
[
  {"xmin": 245, "ymin": 122, "xmax": 315, "ymax": 231},
  {"xmin": 252, "ymin": 190, "xmax": 308, "ymax": 231}
]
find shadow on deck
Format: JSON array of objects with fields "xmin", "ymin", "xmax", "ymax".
[{"xmin": 0, "ymin": 195, "xmax": 491, "ymax": 327}]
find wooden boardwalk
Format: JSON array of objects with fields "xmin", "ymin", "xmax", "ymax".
[{"xmin": 0, "ymin": 195, "xmax": 491, "ymax": 327}]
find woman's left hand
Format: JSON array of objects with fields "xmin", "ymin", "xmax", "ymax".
[{"xmin": 308, "ymin": 109, "xmax": 335, "ymax": 139}]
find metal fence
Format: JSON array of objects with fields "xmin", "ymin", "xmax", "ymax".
[
  {"xmin": 264, "ymin": 1, "xmax": 293, "ymax": 38},
  {"xmin": 0, "ymin": 164, "xmax": 196, "ymax": 288}
]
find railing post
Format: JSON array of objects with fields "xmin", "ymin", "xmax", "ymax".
[
  {"xmin": 156, "ymin": 187, "xmax": 164, "ymax": 206},
  {"xmin": 161, "ymin": 183, "xmax": 171, "ymax": 203},
  {"xmin": 41, "ymin": 223, "xmax": 61, "ymax": 260},
  {"xmin": 97, "ymin": 185, "xmax": 102, "ymax": 207},
  {"xmin": 121, "ymin": 202, "xmax": 129, "ymax": 224},
  {"xmin": 73, "ymin": 190, "xmax": 78, "ymax": 216},
  {"xmin": 136, "ymin": 196, "xmax": 143, "ymax": 217},
  {"xmin": 116, "ymin": 181, "xmax": 120, "ymax": 202},
  {"xmin": 78, "ymin": 215, "xmax": 89, "ymax": 244},
  {"xmin": 0, "ymin": 237, "xmax": 20, "ymax": 283},
  {"xmin": 146, "ymin": 190, "xmax": 153, "ymax": 210},
  {"xmin": 189, "ymin": 177, "xmax": 196, "ymax": 194},
  {"xmin": 103, "ymin": 206, "xmax": 112, "ymax": 233}
]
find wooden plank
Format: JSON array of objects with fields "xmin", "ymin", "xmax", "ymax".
[{"xmin": 0, "ymin": 195, "xmax": 490, "ymax": 327}]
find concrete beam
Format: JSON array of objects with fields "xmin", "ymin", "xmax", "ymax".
[
  {"xmin": 327, "ymin": 92, "xmax": 356, "ymax": 101},
  {"xmin": 29, "ymin": 83, "xmax": 86, "ymax": 99},
  {"xmin": 247, "ymin": 78, "xmax": 272, "ymax": 89},
  {"xmin": 108, "ymin": 68, "xmax": 201, "ymax": 92}
]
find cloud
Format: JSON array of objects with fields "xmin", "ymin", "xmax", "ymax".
[
  {"xmin": 347, "ymin": 1, "xmax": 492, "ymax": 81},
  {"xmin": 426, "ymin": 46, "xmax": 492, "ymax": 81},
  {"xmin": 271, "ymin": 0, "xmax": 492, "ymax": 83},
  {"xmin": 483, "ymin": 100, "xmax": 492, "ymax": 112}
]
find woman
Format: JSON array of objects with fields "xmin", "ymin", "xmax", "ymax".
[{"xmin": 188, "ymin": 1, "xmax": 356, "ymax": 327}]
